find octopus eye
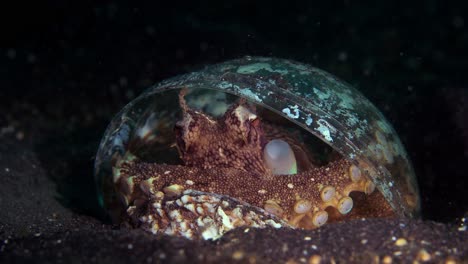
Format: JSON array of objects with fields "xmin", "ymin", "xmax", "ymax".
[{"xmin": 263, "ymin": 139, "xmax": 297, "ymax": 175}]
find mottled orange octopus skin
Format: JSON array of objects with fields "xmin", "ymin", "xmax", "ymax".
[
  {"xmin": 174, "ymin": 90, "xmax": 269, "ymax": 175},
  {"xmin": 113, "ymin": 91, "xmax": 394, "ymax": 240}
]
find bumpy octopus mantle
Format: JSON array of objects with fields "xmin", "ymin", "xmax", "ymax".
[{"xmin": 112, "ymin": 91, "xmax": 394, "ymax": 240}]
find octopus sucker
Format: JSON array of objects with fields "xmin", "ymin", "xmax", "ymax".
[
  {"xmin": 311, "ymin": 211, "xmax": 328, "ymax": 227},
  {"xmin": 337, "ymin": 197, "xmax": 353, "ymax": 214},
  {"xmin": 293, "ymin": 199, "xmax": 312, "ymax": 214},
  {"xmin": 320, "ymin": 186, "xmax": 336, "ymax": 202},
  {"xmin": 348, "ymin": 164, "xmax": 362, "ymax": 182}
]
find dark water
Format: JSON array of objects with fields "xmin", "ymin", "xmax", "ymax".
[{"xmin": 1, "ymin": 1, "xmax": 467, "ymax": 223}]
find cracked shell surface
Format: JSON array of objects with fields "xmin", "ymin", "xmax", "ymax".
[{"xmin": 94, "ymin": 57, "xmax": 420, "ymax": 239}]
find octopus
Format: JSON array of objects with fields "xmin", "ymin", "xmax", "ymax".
[{"xmin": 112, "ymin": 90, "xmax": 394, "ymax": 240}]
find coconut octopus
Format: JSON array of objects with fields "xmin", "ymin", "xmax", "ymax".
[{"xmin": 112, "ymin": 90, "xmax": 394, "ymax": 240}]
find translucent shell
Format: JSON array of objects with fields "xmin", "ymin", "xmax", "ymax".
[{"xmin": 95, "ymin": 56, "xmax": 420, "ymax": 220}]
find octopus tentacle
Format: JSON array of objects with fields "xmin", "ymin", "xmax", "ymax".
[{"xmin": 114, "ymin": 154, "xmax": 392, "ymax": 233}]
